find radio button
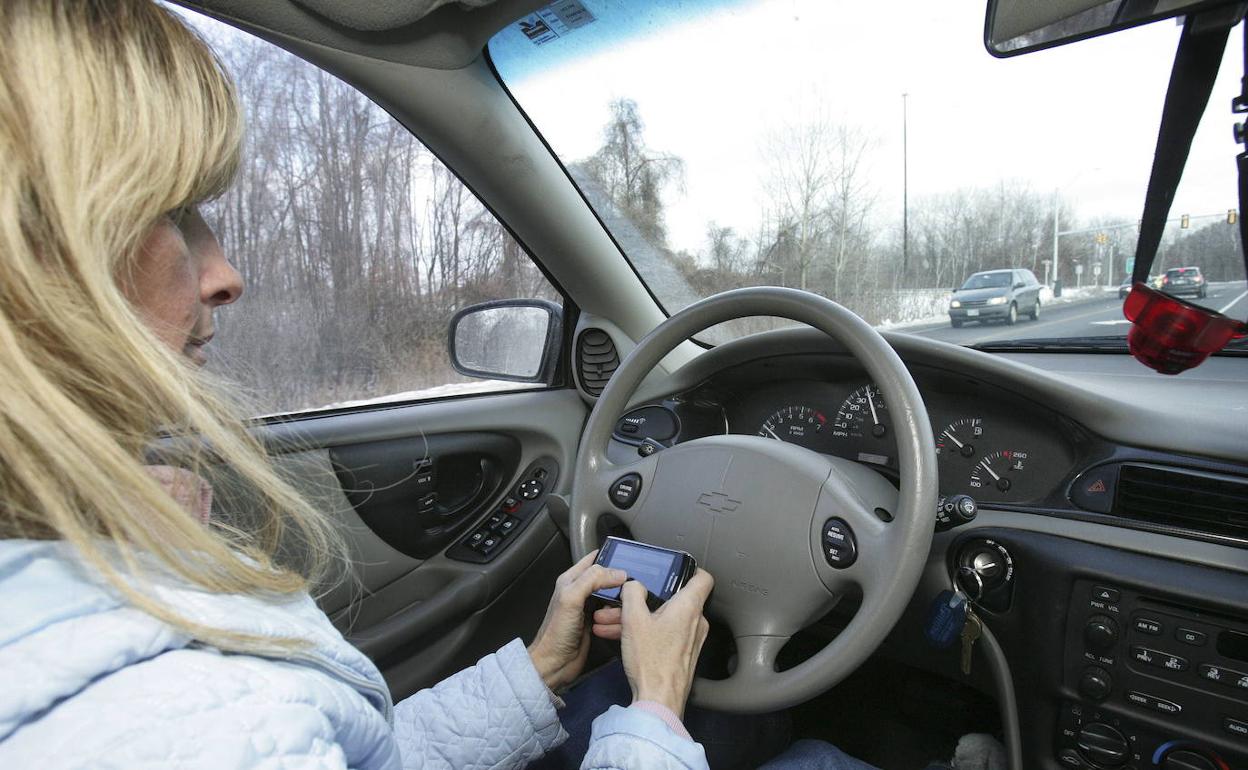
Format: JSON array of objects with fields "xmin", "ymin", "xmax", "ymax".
[
  {"xmin": 1225, "ymin": 717, "xmax": 1248, "ymax": 738},
  {"xmin": 1175, "ymin": 628, "xmax": 1206, "ymax": 646},
  {"xmin": 1134, "ymin": 617, "xmax": 1163, "ymax": 635},
  {"xmin": 1199, "ymin": 664, "xmax": 1248, "ymax": 690},
  {"xmin": 1092, "ymin": 586, "xmax": 1121, "ymax": 604},
  {"xmin": 1131, "ymin": 646, "xmax": 1188, "ymax": 671}
]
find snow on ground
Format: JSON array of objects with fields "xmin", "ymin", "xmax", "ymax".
[{"xmin": 876, "ymin": 285, "xmax": 1113, "ymax": 330}]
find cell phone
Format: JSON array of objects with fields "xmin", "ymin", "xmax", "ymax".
[{"xmin": 591, "ymin": 536, "xmax": 697, "ymax": 607}]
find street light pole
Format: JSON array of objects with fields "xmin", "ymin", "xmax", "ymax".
[
  {"xmin": 1051, "ymin": 187, "xmax": 1060, "ymax": 288},
  {"xmin": 902, "ymin": 92, "xmax": 909, "ymax": 274}
]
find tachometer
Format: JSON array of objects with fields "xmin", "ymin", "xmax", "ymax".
[
  {"xmin": 969, "ymin": 449, "xmax": 1028, "ymax": 494},
  {"xmin": 833, "ymin": 384, "xmax": 888, "ymax": 440},
  {"xmin": 757, "ymin": 405, "xmax": 827, "ymax": 449},
  {"xmin": 937, "ymin": 417, "xmax": 983, "ymax": 459}
]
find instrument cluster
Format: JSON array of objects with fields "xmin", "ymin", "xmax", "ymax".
[{"xmin": 726, "ymin": 372, "xmax": 1076, "ymax": 505}]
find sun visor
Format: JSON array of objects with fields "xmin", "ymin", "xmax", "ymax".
[{"xmin": 289, "ymin": 0, "xmax": 498, "ymax": 32}]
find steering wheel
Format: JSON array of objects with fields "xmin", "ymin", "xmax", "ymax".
[{"xmin": 570, "ymin": 287, "xmax": 937, "ymax": 714}]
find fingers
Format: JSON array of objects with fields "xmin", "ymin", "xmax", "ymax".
[
  {"xmin": 670, "ymin": 569, "xmax": 714, "ymax": 609},
  {"xmin": 558, "ymin": 549, "xmax": 599, "ymax": 586},
  {"xmin": 620, "ymin": 579, "xmax": 650, "ymax": 624},
  {"xmin": 593, "ymin": 606, "xmax": 622, "ymax": 625},
  {"xmin": 592, "ymin": 622, "xmax": 623, "ymax": 640}
]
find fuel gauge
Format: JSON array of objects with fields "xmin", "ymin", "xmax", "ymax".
[{"xmin": 937, "ymin": 417, "xmax": 983, "ymax": 459}]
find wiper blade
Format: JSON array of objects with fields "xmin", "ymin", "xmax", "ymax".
[{"xmin": 971, "ymin": 336, "xmax": 1128, "ymax": 353}]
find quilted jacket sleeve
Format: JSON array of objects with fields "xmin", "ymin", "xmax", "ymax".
[
  {"xmin": 580, "ymin": 705, "xmax": 710, "ymax": 770},
  {"xmin": 391, "ymin": 638, "xmax": 568, "ymax": 770}
]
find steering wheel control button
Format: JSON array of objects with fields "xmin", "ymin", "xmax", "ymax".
[
  {"xmin": 1134, "ymin": 617, "xmax": 1163, "ymax": 635},
  {"xmin": 821, "ymin": 518, "xmax": 858, "ymax": 569},
  {"xmin": 518, "ymin": 479, "xmax": 543, "ymax": 500},
  {"xmin": 1175, "ymin": 627, "xmax": 1206, "ymax": 646},
  {"xmin": 609, "ymin": 474, "xmax": 643, "ymax": 509},
  {"xmin": 1131, "ymin": 646, "xmax": 1188, "ymax": 672}
]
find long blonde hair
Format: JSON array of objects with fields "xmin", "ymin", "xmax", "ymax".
[{"xmin": 0, "ymin": 0, "xmax": 344, "ymax": 650}]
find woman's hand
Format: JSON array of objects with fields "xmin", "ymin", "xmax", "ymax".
[
  {"xmin": 528, "ymin": 550, "xmax": 628, "ymax": 691},
  {"xmin": 617, "ymin": 569, "xmax": 714, "ymax": 720}
]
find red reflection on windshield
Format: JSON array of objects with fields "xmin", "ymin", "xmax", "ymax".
[{"xmin": 1123, "ymin": 284, "xmax": 1246, "ymax": 374}]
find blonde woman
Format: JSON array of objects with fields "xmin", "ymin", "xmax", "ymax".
[{"xmin": 0, "ymin": 1, "xmax": 734, "ymax": 768}]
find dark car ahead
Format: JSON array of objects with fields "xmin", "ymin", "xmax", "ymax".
[
  {"xmin": 949, "ymin": 268, "xmax": 1042, "ymax": 327},
  {"xmin": 1160, "ymin": 266, "xmax": 1207, "ymax": 298}
]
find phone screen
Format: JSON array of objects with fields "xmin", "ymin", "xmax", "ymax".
[{"xmin": 596, "ymin": 539, "xmax": 683, "ymax": 602}]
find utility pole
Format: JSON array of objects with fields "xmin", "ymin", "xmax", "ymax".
[
  {"xmin": 1051, "ymin": 187, "xmax": 1060, "ymax": 288},
  {"xmin": 902, "ymin": 92, "xmax": 909, "ymax": 275}
]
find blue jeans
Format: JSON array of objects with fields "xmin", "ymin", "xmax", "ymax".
[{"xmin": 529, "ymin": 659, "xmax": 874, "ymax": 770}]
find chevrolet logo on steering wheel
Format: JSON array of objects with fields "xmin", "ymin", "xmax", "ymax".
[{"xmin": 696, "ymin": 491, "xmax": 741, "ymax": 514}]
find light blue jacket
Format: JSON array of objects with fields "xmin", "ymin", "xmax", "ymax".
[{"xmin": 0, "ymin": 540, "xmax": 709, "ymax": 769}]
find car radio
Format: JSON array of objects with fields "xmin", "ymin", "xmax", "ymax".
[{"xmin": 1057, "ymin": 579, "xmax": 1248, "ymax": 768}]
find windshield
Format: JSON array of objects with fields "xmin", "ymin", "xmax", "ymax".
[
  {"xmin": 961, "ymin": 273, "xmax": 1013, "ymax": 291},
  {"xmin": 489, "ymin": 1, "xmax": 1247, "ymax": 348}
]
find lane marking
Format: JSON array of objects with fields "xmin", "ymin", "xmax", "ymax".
[
  {"xmin": 1091, "ymin": 320, "xmax": 1132, "ymax": 326},
  {"xmin": 1218, "ymin": 289, "xmax": 1248, "ymax": 315},
  {"xmin": 958, "ymin": 298, "xmax": 1127, "ymax": 345}
]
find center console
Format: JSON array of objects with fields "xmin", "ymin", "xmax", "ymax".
[{"xmin": 1057, "ymin": 580, "xmax": 1248, "ymax": 768}]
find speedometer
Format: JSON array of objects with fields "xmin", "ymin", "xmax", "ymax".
[{"xmin": 833, "ymin": 384, "xmax": 888, "ymax": 440}]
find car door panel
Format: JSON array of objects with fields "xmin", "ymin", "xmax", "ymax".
[{"xmin": 235, "ymin": 388, "xmax": 588, "ymax": 698}]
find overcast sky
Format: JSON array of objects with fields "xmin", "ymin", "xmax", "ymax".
[{"xmin": 491, "ymin": 0, "xmax": 1244, "ymax": 256}]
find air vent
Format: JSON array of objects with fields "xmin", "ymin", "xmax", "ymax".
[
  {"xmin": 576, "ymin": 329, "xmax": 619, "ymax": 397},
  {"xmin": 1114, "ymin": 463, "xmax": 1248, "ymax": 540}
]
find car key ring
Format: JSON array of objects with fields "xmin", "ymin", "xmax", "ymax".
[{"xmin": 957, "ymin": 565, "xmax": 985, "ymax": 604}]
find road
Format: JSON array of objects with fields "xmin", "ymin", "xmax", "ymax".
[{"xmin": 903, "ymin": 281, "xmax": 1248, "ymax": 345}]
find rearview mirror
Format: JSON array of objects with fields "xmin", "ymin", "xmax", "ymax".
[
  {"xmin": 985, "ymin": 0, "xmax": 1238, "ymax": 56},
  {"xmin": 448, "ymin": 299, "xmax": 562, "ymax": 383}
]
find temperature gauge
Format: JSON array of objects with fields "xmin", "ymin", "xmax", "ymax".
[{"xmin": 969, "ymin": 449, "xmax": 1028, "ymax": 494}]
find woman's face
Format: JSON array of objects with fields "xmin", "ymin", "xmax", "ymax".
[{"xmin": 126, "ymin": 207, "xmax": 242, "ymax": 366}]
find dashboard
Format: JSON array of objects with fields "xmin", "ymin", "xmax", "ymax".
[
  {"xmin": 606, "ymin": 327, "xmax": 1248, "ymax": 769},
  {"xmin": 615, "ymin": 353, "xmax": 1090, "ymax": 511}
]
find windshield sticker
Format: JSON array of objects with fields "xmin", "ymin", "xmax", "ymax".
[{"xmin": 517, "ymin": 1, "xmax": 596, "ymax": 46}]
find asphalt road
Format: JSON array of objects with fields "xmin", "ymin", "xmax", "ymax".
[{"xmin": 904, "ymin": 281, "xmax": 1248, "ymax": 345}]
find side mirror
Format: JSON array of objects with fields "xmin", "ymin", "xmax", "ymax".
[
  {"xmin": 1013, "ymin": 281, "xmax": 1025, "ymax": 289},
  {"xmin": 448, "ymin": 299, "xmax": 562, "ymax": 383}
]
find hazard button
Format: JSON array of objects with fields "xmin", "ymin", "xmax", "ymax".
[{"xmin": 1070, "ymin": 465, "xmax": 1119, "ymax": 513}]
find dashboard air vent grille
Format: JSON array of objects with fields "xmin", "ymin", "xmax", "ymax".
[
  {"xmin": 1114, "ymin": 463, "xmax": 1248, "ymax": 540},
  {"xmin": 577, "ymin": 329, "xmax": 619, "ymax": 397}
]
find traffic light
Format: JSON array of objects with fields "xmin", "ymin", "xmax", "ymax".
[
  {"xmin": 1229, "ymin": 209, "xmax": 1238, "ymax": 225},
  {"xmin": 1181, "ymin": 214, "xmax": 1190, "ymax": 228},
  {"xmin": 1095, "ymin": 232, "xmax": 1108, "ymax": 244}
]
